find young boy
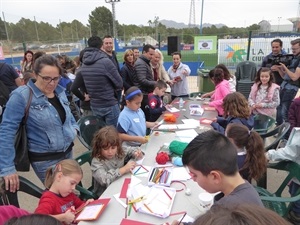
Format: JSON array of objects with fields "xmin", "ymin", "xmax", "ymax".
[{"xmin": 148, "ymin": 80, "xmax": 169, "ymax": 122}]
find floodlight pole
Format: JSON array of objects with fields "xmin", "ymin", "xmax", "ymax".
[{"xmin": 105, "ymin": 0, "xmax": 120, "ymax": 38}]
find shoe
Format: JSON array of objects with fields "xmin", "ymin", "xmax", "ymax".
[{"xmin": 287, "ymin": 211, "xmax": 300, "ymax": 225}]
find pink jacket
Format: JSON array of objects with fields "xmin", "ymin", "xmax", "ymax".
[{"xmin": 209, "ymin": 80, "xmax": 230, "ymax": 115}]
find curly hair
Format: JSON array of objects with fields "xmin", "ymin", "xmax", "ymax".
[
  {"xmin": 222, "ymin": 92, "xmax": 251, "ymax": 119},
  {"xmin": 226, "ymin": 123, "xmax": 267, "ymax": 181},
  {"xmin": 91, "ymin": 126, "xmax": 124, "ymax": 160}
]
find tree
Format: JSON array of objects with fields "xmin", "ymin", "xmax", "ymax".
[{"xmin": 88, "ymin": 6, "xmax": 113, "ymax": 37}]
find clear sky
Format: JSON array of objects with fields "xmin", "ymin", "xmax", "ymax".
[{"xmin": 0, "ymin": 0, "xmax": 298, "ymax": 28}]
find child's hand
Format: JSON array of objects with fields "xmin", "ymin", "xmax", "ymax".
[{"xmin": 64, "ymin": 208, "xmax": 76, "ymax": 224}]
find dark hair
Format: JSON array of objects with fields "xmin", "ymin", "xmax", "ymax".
[
  {"xmin": 44, "ymin": 159, "xmax": 82, "ymax": 189},
  {"xmin": 226, "ymin": 123, "xmax": 267, "ymax": 181},
  {"xmin": 33, "ymin": 54, "xmax": 63, "ymax": 76},
  {"xmin": 4, "ymin": 214, "xmax": 62, "ymax": 225},
  {"xmin": 215, "ymin": 64, "xmax": 232, "ymax": 81},
  {"xmin": 254, "ymin": 67, "xmax": 275, "ymax": 91},
  {"xmin": 142, "ymin": 44, "xmax": 155, "ymax": 53},
  {"xmin": 193, "ymin": 204, "xmax": 289, "ymax": 225},
  {"xmin": 222, "ymin": 92, "xmax": 251, "ymax": 119},
  {"xmin": 92, "ymin": 126, "xmax": 123, "ymax": 160},
  {"xmin": 88, "ymin": 36, "xmax": 102, "ymax": 48},
  {"xmin": 155, "ymin": 80, "xmax": 167, "ymax": 89},
  {"xmin": 172, "ymin": 51, "xmax": 182, "ymax": 58},
  {"xmin": 182, "ymin": 130, "xmax": 238, "ymax": 176},
  {"xmin": 271, "ymin": 38, "xmax": 283, "ymax": 47},
  {"xmin": 212, "ymin": 68, "xmax": 224, "ymax": 85},
  {"xmin": 124, "ymin": 86, "xmax": 143, "ymax": 102}
]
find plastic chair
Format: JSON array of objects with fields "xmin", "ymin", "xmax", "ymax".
[
  {"xmin": 75, "ymin": 151, "xmax": 99, "ymax": 200},
  {"xmin": 254, "ymin": 161, "xmax": 300, "ymax": 218},
  {"xmin": 77, "ymin": 115, "xmax": 106, "ymax": 150},
  {"xmin": 0, "ymin": 176, "xmax": 44, "ymax": 207},
  {"xmin": 256, "ymin": 122, "xmax": 291, "ymax": 188},
  {"xmin": 253, "ymin": 114, "xmax": 276, "ymax": 135}
]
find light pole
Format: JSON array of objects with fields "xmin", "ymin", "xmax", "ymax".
[
  {"xmin": 105, "ymin": 0, "xmax": 120, "ymax": 38},
  {"xmin": 199, "ymin": 0, "xmax": 204, "ymax": 34}
]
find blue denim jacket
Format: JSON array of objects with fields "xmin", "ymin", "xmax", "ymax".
[{"xmin": 0, "ymin": 79, "xmax": 79, "ymax": 176}]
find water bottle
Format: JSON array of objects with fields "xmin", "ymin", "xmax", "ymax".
[{"xmin": 179, "ymin": 98, "xmax": 184, "ymax": 109}]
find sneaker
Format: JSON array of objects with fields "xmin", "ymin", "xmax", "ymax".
[{"xmin": 287, "ymin": 211, "xmax": 300, "ymax": 225}]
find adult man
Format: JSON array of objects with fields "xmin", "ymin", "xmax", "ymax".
[
  {"xmin": 101, "ymin": 35, "xmax": 120, "ymax": 72},
  {"xmin": 0, "ymin": 62, "xmax": 22, "ymax": 92},
  {"xmin": 275, "ymin": 38, "xmax": 300, "ymax": 125},
  {"xmin": 132, "ymin": 44, "xmax": 156, "ymax": 121},
  {"xmin": 261, "ymin": 38, "xmax": 286, "ymax": 86},
  {"xmin": 81, "ymin": 36, "xmax": 123, "ymax": 127},
  {"xmin": 131, "ymin": 47, "xmax": 140, "ymax": 61}
]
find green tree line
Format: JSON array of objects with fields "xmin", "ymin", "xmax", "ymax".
[{"xmin": 0, "ymin": 6, "xmax": 260, "ymax": 45}]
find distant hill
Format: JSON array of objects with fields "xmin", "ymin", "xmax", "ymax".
[{"xmin": 159, "ymin": 19, "xmax": 226, "ymax": 29}]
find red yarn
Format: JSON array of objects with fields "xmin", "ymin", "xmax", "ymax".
[{"xmin": 156, "ymin": 152, "xmax": 169, "ymax": 165}]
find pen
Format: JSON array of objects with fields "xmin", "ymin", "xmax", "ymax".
[{"xmin": 177, "ymin": 212, "xmax": 187, "ymax": 225}]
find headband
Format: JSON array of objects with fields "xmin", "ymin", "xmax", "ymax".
[{"xmin": 125, "ymin": 89, "xmax": 142, "ymax": 100}]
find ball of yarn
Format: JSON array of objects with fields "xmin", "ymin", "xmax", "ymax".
[{"xmin": 156, "ymin": 152, "xmax": 169, "ymax": 165}]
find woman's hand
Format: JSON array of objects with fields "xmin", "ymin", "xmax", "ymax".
[{"xmin": 4, "ymin": 173, "xmax": 19, "ymax": 193}]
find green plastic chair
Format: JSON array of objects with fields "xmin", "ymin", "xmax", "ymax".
[
  {"xmin": 0, "ymin": 176, "xmax": 44, "ymax": 207},
  {"xmin": 77, "ymin": 115, "xmax": 106, "ymax": 150},
  {"xmin": 75, "ymin": 151, "xmax": 99, "ymax": 200},
  {"xmin": 254, "ymin": 161, "xmax": 300, "ymax": 217},
  {"xmin": 253, "ymin": 114, "xmax": 276, "ymax": 135}
]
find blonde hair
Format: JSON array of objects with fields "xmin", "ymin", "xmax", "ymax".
[{"xmin": 44, "ymin": 159, "xmax": 83, "ymax": 189}]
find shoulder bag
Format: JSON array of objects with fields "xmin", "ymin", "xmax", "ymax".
[{"xmin": 14, "ymin": 88, "xmax": 33, "ymax": 172}]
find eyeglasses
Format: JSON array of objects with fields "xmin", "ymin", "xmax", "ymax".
[{"xmin": 38, "ymin": 74, "xmax": 61, "ymax": 83}]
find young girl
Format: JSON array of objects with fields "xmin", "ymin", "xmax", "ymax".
[
  {"xmin": 117, "ymin": 86, "xmax": 157, "ymax": 146},
  {"xmin": 91, "ymin": 126, "xmax": 143, "ymax": 196},
  {"xmin": 226, "ymin": 123, "xmax": 267, "ymax": 182},
  {"xmin": 210, "ymin": 92, "xmax": 254, "ymax": 135},
  {"xmin": 35, "ymin": 159, "xmax": 93, "ymax": 224},
  {"xmin": 248, "ymin": 67, "xmax": 280, "ymax": 116},
  {"xmin": 203, "ymin": 68, "xmax": 230, "ymax": 116},
  {"xmin": 167, "ymin": 52, "xmax": 191, "ymax": 100}
]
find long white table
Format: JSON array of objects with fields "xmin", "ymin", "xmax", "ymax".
[{"xmin": 79, "ymin": 99, "xmax": 217, "ymax": 225}]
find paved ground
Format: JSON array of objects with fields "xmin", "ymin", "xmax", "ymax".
[{"xmin": 17, "ymin": 76, "xmax": 289, "ymax": 212}]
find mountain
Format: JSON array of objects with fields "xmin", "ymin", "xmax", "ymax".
[{"xmin": 159, "ymin": 19, "xmax": 226, "ymax": 29}]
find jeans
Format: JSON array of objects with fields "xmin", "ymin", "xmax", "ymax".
[
  {"xmin": 276, "ymin": 89, "xmax": 297, "ymax": 125},
  {"xmin": 91, "ymin": 104, "xmax": 120, "ymax": 127},
  {"xmin": 31, "ymin": 151, "xmax": 72, "ymax": 184},
  {"xmin": 289, "ymin": 181, "xmax": 300, "ymax": 215}
]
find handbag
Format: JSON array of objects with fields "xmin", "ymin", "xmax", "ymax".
[{"xmin": 14, "ymin": 88, "xmax": 33, "ymax": 172}]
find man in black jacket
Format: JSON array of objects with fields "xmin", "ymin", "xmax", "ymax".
[
  {"xmin": 81, "ymin": 36, "xmax": 123, "ymax": 127},
  {"xmin": 133, "ymin": 44, "xmax": 156, "ymax": 121}
]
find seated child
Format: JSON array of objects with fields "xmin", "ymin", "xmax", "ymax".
[
  {"xmin": 225, "ymin": 123, "xmax": 267, "ymax": 182},
  {"xmin": 248, "ymin": 67, "xmax": 280, "ymax": 116},
  {"xmin": 168, "ymin": 130, "xmax": 263, "ymax": 225},
  {"xmin": 117, "ymin": 86, "xmax": 157, "ymax": 147},
  {"xmin": 35, "ymin": 159, "xmax": 94, "ymax": 224},
  {"xmin": 91, "ymin": 126, "xmax": 143, "ymax": 196},
  {"xmin": 211, "ymin": 92, "xmax": 254, "ymax": 135},
  {"xmin": 265, "ymin": 127, "xmax": 300, "ymax": 225},
  {"xmin": 203, "ymin": 68, "xmax": 230, "ymax": 116},
  {"xmin": 148, "ymin": 80, "xmax": 170, "ymax": 122}
]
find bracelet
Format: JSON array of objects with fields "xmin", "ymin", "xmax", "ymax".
[{"xmin": 170, "ymin": 180, "xmax": 186, "ymax": 192}]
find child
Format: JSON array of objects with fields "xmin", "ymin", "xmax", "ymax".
[
  {"xmin": 265, "ymin": 128, "xmax": 300, "ymax": 224},
  {"xmin": 91, "ymin": 126, "xmax": 143, "ymax": 196},
  {"xmin": 148, "ymin": 80, "xmax": 170, "ymax": 122},
  {"xmin": 248, "ymin": 67, "xmax": 280, "ymax": 116},
  {"xmin": 117, "ymin": 86, "xmax": 157, "ymax": 146},
  {"xmin": 35, "ymin": 159, "xmax": 93, "ymax": 224},
  {"xmin": 225, "ymin": 123, "xmax": 267, "ymax": 182},
  {"xmin": 211, "ymin": 92, "xmax": 254, "ymax": 135},
  {"xmin": 203, "ymin": 68, "xmax": 230, "ymax": 116}
]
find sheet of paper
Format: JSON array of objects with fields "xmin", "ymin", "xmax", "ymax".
[
  {"xmin": 175, "ymin": 129, "xmax": 198, "ymax": 143},
  {"xmin": 171, "ymin": 167, "xmax": 192, "ymax": 181}
]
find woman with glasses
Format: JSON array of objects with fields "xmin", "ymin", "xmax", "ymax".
[{"xmin": 0, "ymin": 54, "xmax": 79, "ymax": 192}]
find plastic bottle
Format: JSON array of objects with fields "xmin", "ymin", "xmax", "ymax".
[{"xmin": 179, "ymin": 98, "xmax": 184, "ymax": 109}]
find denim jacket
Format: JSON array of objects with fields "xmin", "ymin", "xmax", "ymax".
[{"xmin": 0, "ymin": 79, "xmax": 79, "ymax": 176}]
